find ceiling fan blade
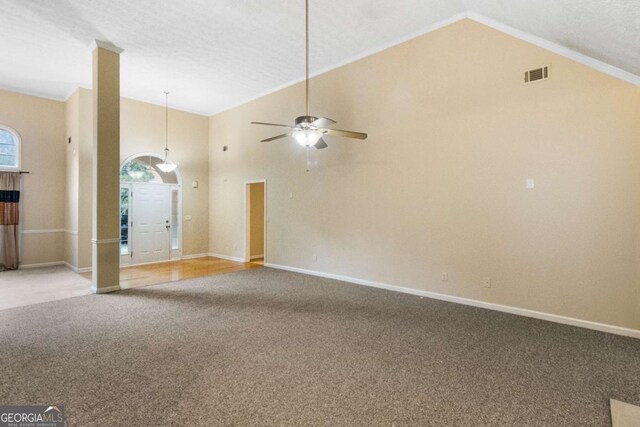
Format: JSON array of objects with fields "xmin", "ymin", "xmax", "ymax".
[
  {"xmin": 261, "ymin": 133, "xmax": 291, "ymax": 142},
  {"xmin": 314, "ymin": 138, "xmax": 328, "ymax": 149},
  {"xmin": 311, "ymin": 117, "xmax": 336, "ymax": 128},
  {"xmin": 324, "ymin": 128, "xmax": 368, "ymax": 140},
  {"xmin": 251, "ymin": 121, "xmax": 294, "ymax": 129}
]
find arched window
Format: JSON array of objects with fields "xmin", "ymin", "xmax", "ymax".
[
  {"xmin": 120, "ymin": 155, "xmax": 178, "ymax": 184},
  {"xmin": 0, "ymin": 126, "xmax": 20, "ymax": 170}
]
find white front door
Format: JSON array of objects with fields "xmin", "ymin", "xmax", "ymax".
[{"xmin": 131, "ymin": 184, "xmax": 171, "ymax": 265}]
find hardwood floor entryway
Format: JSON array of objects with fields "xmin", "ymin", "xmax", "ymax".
[
  {"xmin": 81, "ymin": 256, "xmax": 263, "ymax": 290},
  {"xmin": 0, "ymin": 257, "xmax": 262, "ymax": 311}
]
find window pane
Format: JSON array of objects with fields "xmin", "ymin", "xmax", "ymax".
[
  {"xmin": 0, "ymin": 129, "xmax": 17, "ymax": 168},
  {"xmin": 120, "ymin": 158, "xmax": 163, "ymax": 183},
  {"xmin": 120, "ymin": 188, "xmax": 129, "ymax": 254},
  {"xmin": 120, "ymin": 156, "xmax": 177, "ymax": 184},
  {"xmin": 0, "ymin": 155, "xmax": 16, "ymax": 167},
  {"xmin": 0, "ymin": 129, "xmax": 15, "ymax": 145},
  {"xmin": 171, "ymin": 189, "xmax": 179, "ymax": 250},
  {"xmin": 0, "ymin": 145, "xmax": 16, "ymax": 155}
]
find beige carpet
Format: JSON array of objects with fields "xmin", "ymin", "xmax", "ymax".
[
  {"xmin": 0, "ymin": 266, "xmax": 90, "ymax": 310},
  {"xmin": 1, "ymin": 268, "xmax": 638, "ymax": 426}
]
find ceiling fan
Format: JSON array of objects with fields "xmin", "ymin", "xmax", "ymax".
[{"xmin": 251, "ymin": 0, "xmax": 367, "ymax": 150}]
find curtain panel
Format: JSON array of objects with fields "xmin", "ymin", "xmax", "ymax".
[{"xmin": 0, "ymin": 172, "xmax": 20, "ymax": 270}]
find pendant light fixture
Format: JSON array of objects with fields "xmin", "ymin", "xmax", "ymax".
[{"xmin": 157, "ymin": 91, "xmax": 178, "ymax": 173}]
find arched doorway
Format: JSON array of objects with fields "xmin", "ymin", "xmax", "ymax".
[{"xmin": 119, "ymin": 153, "xmax": 182, "ymax": 266}]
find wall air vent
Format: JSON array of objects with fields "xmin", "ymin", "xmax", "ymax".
[{"xmin": 524, "ymin": 65, "xmax": 550, "ymax": 84}]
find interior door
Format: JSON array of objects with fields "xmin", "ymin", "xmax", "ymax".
[{"xmin": 131, "ymin": 184, "xmax": 171, "ymax": 265}]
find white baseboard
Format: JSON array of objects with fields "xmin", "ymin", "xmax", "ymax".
[
  {"xmin": 63, "ymin": 262, "xmax": 79, "ymax": 273},
  {"xmin": 19, "ymin": 261, "xmax": 66, "ymax": 269},
  {"xmin": 20, "ymin": 261, "xmax": 88, "ymax": 274},
  {"xmin": 264, "ymin": 263, "xmax": 640, "ymax": 340},
  {"xmin": 120, "ymin": 259, "xmax": 176, "ymax": 269},
  {"xmin": 91, "ymin": 284, "xmax": 121, "ymax": 294},
  {"xmin": 250, "ymin": 254, "xmax": 264, "ymax": 260},
  {"xmin": 209, "ymin": 253, "xmax": 246, "ymax": 263},
  {"xmin": 58, "ymin": 254, "xmax": 210, "ymax": 273},
  {"xmin": 181, "ymin": 253, "xmax": 210, "ymax": 260}
]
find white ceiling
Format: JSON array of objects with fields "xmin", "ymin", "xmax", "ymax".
[{"xmin": 0, "ymin": 0, "xmax": 638, "ymax": 116}]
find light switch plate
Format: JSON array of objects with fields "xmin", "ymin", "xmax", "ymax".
[{"xmin": 526, "ymin": 179, "xmax": 535, "ymax": 189}]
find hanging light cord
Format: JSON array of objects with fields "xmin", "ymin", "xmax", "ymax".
[
  {"xmin": 305, "ymin": 0, "xmax": 309, "ymax": 116},
  {"xmin": 164, "ymin": 91, "xmax": 170, "ymax": 160}
]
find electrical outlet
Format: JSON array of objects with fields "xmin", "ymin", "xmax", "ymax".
[
  {"xmin": 441, "ymin": 272, "xmax": 448, "ymax": 282},
  {"xmin": 313, "ymin": 254, "xmax": 318, "ymax": 262},
  {"xmin": 483, "ymin": 277, "xmax": 491, "ymax": 288}
]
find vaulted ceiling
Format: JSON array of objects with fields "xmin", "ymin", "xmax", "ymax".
[{"xmin": 0, "ymin": 0, "xmax": 638, "ymax": 115}]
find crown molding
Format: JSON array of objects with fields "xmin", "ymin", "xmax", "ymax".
[
  {"xmin": 3, "ymin": 13, "xmax": 639, "ymax": 116},
  {"xmin": 466, "ymin": 12, "xmax": 640, "ymax": 87},
  {"xmin": 89, "ymin": 40, "xmax": 124, "ymax": 54},
  {"xmin": 0, "ymin": 83, "xmax": 68, "ymax": 102},
  {"xmin": 208, "ymin": 12, "xmax": 639, "ymax": 117},
  {"xmin": 207, "ymin": 12, "xmax": 469, "ymax": 116}
]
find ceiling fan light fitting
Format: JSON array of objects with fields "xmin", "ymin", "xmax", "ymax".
[{"xmin": 293, "ymin": 129, "xmax": 323, "ymax": 147}]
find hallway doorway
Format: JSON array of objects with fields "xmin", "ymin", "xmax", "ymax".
[{"xmin": 245, "ymin": 180, "xmax": 266, "ymax": 263}]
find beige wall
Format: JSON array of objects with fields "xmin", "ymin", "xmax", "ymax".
[
  {"xmin": 68, "ymin": 88, "xmax": 210, "ymax": 269},
  {"xmin": 120, "ymin": 96, "xmax": 210, "ymax": 258},
  {"xmin": 0, "ymin": 89, "xmax": 66, "ymax": 266},
  {"xmin": 249, "ymin": 182, "xmax": 265, "ymax": 258},
  {"xmin": 0, "ymin": 86, "xmax": 209, "ymax": 269},
  {"xmin": 76, "ymin": 89, "xmax": 93, "ymax": 269},
  {"xmin": 64, "ymin": 90, "xmax": 80, "ymax": 267},
  {"xmin": 209, "ymin": 19, "xmax": 640, "ymax": 330}
]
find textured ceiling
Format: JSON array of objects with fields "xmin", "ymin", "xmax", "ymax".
[
  {"xmin": 464, "ymin": 0, "xmax": 640, "ymax": 77},
  {"xmin": 0, "ymin": 0, "xmax": 638, "ymax": 115}
]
